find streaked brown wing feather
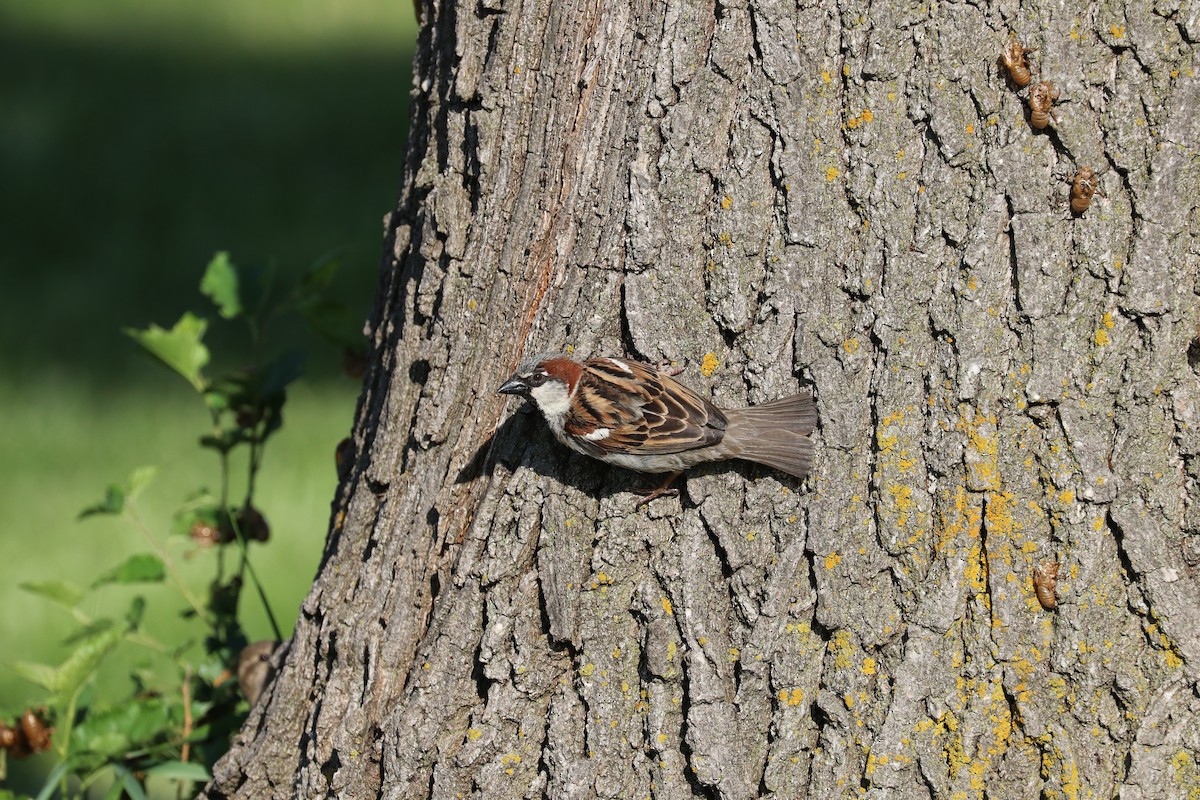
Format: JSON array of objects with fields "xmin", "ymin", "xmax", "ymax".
[{"xmin": 566, "ymin": 358, "xmax": 726, "ymax": 455}]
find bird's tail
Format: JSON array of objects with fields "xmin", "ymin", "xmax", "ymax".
[{"xmin": 719, "ymin": 393, "xmax": 816, "ymax": 479}]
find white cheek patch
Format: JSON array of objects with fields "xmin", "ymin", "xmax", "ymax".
[
  {"xmin": 606, "ymin": 358, "xmax": 633, "ymax": 373},
  {"xmin": 583, "ymin": 427, "xmax": 610, "ymax": 441},
  {"xmin": 529, "ymin": 382, "xmax": 571, "ymax": 418}
]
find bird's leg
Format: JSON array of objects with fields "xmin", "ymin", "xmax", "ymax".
[{"xmin": 633, "ymin": 471, "xmax": 682, "ymax": 509}]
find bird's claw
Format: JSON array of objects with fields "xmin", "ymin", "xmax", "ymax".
[
  {"xmin": 654, "ymin": 359, "xmax": 685, "ymax": 377},
  {"xmin": 632, "ymin": 471, "xmax": 682, "ymax": 509}
]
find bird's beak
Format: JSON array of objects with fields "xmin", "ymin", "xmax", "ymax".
[{"xmin": 498, "ymin": 376, "xmax": 528, "ymax": 396}]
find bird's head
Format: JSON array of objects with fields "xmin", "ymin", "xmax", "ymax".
[{"xmin": 498, "ymin": 356, "xmax": 582, "ymax": 419}]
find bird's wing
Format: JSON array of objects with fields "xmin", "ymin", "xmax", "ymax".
[{"xmin": 564, "ymin": 358, "xmax": 726, "ymax": 455}]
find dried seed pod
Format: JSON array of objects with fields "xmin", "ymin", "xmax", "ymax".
[
  {"xmin": 1070, "ymin": 167, "xmax": 1099, "ymax": 215},
  {"xmin": 335, "ymin": 437, "xmax": 354, "ymax": 480},
  {"xmin": 1033, "ymin": 561, "xmax": 1060, "ymax": 610},
  {"xmin": 0, "ymin": 720, "xmax": 20, "ymax": 753},
  {"xmin": 219, "ymin": 506, "xmax": 270, "ymax": 543},
  {"xmin": 235, "ymin": 407, "xmax": 263, "ymax": 429},
  {"xmin": 1001, "ymin": 36, "xmax": 1036, "ymax": 87},
  {"xmin": 1028, "ymin": 82, "xmax": 1059, "ymax": 129},
  {"xmin": 189, "ymin": 519, "xmax": 223, "ymax": 547},
  {"xmin": 239, "ymin": 505, "xmax": 271, "ymax": 542},
  {"xmin": 19, "ymin": 710, "xmax": 52, "ymax": 754}
]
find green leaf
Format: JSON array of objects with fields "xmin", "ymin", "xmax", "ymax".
[
  {"xmin": 48, "ymin": 621, "xmax": 127, "ymax": 696},
  {"xmin": 299, "ymin": 253, "xmax": 341, "ymax": 294},
  {"xmin": 298, "ymin": 296, "xmax": 363, "ymax": 350},
  {"xmin": 101, "ymin": 779, "xmax": 126, "ymax": 800},
  {"xmin": 202, "ymin": 385, "xmax": 231, "ymax": 413},
  {"xmin": 10, "ymin": 660, "xmax": 58, "ymax": 690},
  {"xmin": 142, "ymin": 760, "xmax": 211, "ymax": 783},
  {"xmin": 203, "ymin": 258, "xmax": 274, "ymax": 320},
  {"xmin": 78, "ymin": 467, "xmax": 157, "ymax": 520},
  {"xmin": 93, "ymin": 554, "xmax": 166, "ymax": 588},
  {"xmin": 126, "ymin": 466, "xmax": 158, "ymax": 500},
  {"xmin": 72, "ymin": 697, "xmax": 172, "ymax": 762},
  {"xmin": 198, "ymin": 428, "xmax": 252, "ymax": 453},
  {"xmin": 20, "ymin": 580, "xmax": 84, "ymax": 610},
  {"xmin": 168, "ymin": 637, "xmax": 196, "ymax": 660},
  {"xmin": 172, "ymin": 501, "xmax": 219, "ymax": 538},
  {"xmin": 109, "ymin": 765, "xmax": 149, "ymax": 800},
  {"xmin": 241, "ymin": 263, "xmax": 274, "ymax": 317},
  {"xmin": 78, "ymin": 484, "xmax": 126, "ymax": 519},
  {"xmin": 199, "ymin": 252, "xmax": 242, "ymax": 319},
  {"xmin": 259, "ymin": 349, "xmax": 306, "ymax": 397},
  {"xmin": 33, "ymin": 760, "xmax": 73, "ymax": 800},
  {"xmin": 261, "ymin": 404, "xmax": 284, "ymax": 442},
  {"xmin": 195, "ymin": 652, "xmax": 233, "ymax": 685},
  {"xmin": 295, "ymin": 255, "xmax": 364, "ymax": 349},
  {"xmin": 125, "ymin": 313, "xmax": 210, "ymax": 392},
  {"xmin": 62, "ymin": 619, "xmax": 115, "ymax": 646},
  {"xmin": 126, "ymin": 596, "xmax": 146, "ymax": 628},
  {"xmin": 205, "ymin": 370, "xmax": 257, "ymax": 424}
]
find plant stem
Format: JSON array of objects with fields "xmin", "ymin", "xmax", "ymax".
[
  {"xmin": 227, "ymin": 510, "xmax": 283, "ymax": 641},
  {"xmin": 180, "ymin": 667, "xmax": 193, "ymax": 768},
  {"xmin": 126, "ymin": 504, "xmax": 212, "ymax": 625}
]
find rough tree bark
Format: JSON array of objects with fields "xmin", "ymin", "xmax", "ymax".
[{"xmin": 203, "ymin": 0, "xmax": 1200, "ymax": 797}]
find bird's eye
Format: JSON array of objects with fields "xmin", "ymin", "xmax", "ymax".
[{"xmin": 527, "ymin": 370, "xmax": 549, "ymax": 388}]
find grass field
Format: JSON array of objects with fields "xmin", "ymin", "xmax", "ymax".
[{"xmin": 0, "ymin": 0, "xmax": 416, "ymax": 790}]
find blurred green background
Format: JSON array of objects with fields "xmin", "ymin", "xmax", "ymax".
[{"xmin": 0, "ymin": 0, "xmax": 416, "ymax": 790}]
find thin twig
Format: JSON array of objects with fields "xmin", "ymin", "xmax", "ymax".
[
  {"xmin": 126, "ymin": 504, "xmax": 212, "ymax": 624},
  {"xmin": 180, "ymin": 668, "xmax": 193, "ymax": 770},
  {"xmin": 227, "ymin": 512, "xmax": 283, "ymax": 642}
]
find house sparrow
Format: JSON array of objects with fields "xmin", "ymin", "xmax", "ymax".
[
  {"xmin": 237, "ymin": 640, "xmax": 279, "ymax": 706},
  {"xmin": 498, "ymin": 355, "xmax": 815, "ymax": 500}
]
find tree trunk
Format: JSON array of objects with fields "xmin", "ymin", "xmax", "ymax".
[{"xmin": 203, "ymin": 0, "xmax": 1200, "ymax": 797}]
